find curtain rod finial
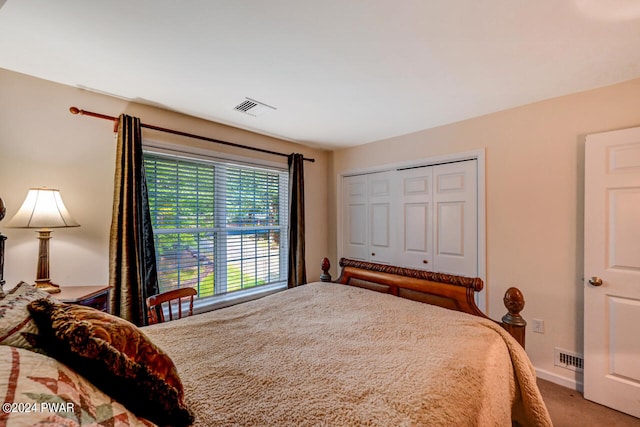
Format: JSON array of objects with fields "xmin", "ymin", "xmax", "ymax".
[{"xmin": 69, "ymin": 106, "xmax": 81, "ymax": 115}]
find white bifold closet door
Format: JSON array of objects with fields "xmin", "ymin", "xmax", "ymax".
[
  {"xmin": 342, "ymin": 171, "xmax": 396, "ymax": 265},
  {"xmin": 342, "ymin": 159, "xmax": 477, "ymax": 278}
]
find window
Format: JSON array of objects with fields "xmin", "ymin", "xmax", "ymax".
[{"xmin": 143, "ymin": 153, "xmax": 288, "ymax": 300}]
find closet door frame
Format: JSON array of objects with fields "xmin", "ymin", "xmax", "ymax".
[{"xmin": 338, "ymin": 149, "xmax": 486, "ymax": 313}]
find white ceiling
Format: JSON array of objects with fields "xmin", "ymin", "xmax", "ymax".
[{"xmin": 1, "ymin": 1, "xmax": 640, "ymax": 149}]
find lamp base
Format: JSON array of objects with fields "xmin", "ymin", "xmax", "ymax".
[{"xmin": 35, "ymin": 280, "xmax": 61, "ymax": 294}]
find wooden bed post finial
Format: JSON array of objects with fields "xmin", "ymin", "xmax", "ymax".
[
  {"xmin": 502, "ymin": 287, "xmax": 527, "ymax": 348},
  {"xmin": 320, "ymin": 257, "xmax": 331, "ymax": 282}
]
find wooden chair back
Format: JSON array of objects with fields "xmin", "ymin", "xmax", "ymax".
[{"xmin": 147, "ymin": 287, "xmax": 197, "ymax": 324}]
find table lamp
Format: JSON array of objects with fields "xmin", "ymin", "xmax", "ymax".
[{"xmin": 6, "ymin": 188, "xmax": 80, "ymax": 293}]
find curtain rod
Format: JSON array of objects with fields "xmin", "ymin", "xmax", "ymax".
[{"xmin": 69, "ymin": 106, "xmax": 315, "ymax": 163}]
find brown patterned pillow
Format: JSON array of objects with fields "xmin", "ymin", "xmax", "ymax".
[{"xmin": 27, "ymin": 298, "xmax": 194, "ymax": 427}]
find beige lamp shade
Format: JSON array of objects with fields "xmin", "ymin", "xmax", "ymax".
[
  {"xmin": 6, "ymin": 188, "xmax": 79, "ymax": 293},
  {"xmin": 7, "ymin": 188, "xmax": 79, "ymax": 229}
]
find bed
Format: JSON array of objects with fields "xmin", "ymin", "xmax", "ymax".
[
  {"xmin": 145, "ymin": 258, "xmax": 550, "ymax": 426},
  {"xmin": 0, "ymin": 258, "xmax": 552, "ymax": 426}
]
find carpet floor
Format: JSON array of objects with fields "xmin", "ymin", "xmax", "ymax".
[{"xmin": 537, "ymin": 379, "xmax": 640, "ymax": 426}]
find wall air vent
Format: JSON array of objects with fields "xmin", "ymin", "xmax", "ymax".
[
  {"xmin": 233, "ymin": 97, "xmax": 277, "ymax": 117},
  {"xmin": 554, "ymin": 348, "xmax": 584, "ymax": 372}
]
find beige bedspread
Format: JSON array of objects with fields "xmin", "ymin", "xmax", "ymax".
[{"xmin": 144, "ymin": 282, "xmax": 551, "ymax": 426}]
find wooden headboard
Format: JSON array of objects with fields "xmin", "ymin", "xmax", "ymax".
[{"xmin": 320, "ymin": 257, "xmax": 527, "ymax": 348}]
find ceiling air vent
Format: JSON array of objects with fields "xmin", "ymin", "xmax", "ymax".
[{"xmin": 233, "ymin": 97, "xmax": 277, "ymax": 117}]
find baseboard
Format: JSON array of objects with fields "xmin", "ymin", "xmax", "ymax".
[{"xmin": 535, "ymin": 367, "xmax": 584, "ymax": 393}]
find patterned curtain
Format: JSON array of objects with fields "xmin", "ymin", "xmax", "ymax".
[
  {"xmin": 287, "ymin": 153, "xmax": 307, "ymax": 288},
  {"xmin": 109, "ymin": 114, "xmax": 159, "ymax": 325}
]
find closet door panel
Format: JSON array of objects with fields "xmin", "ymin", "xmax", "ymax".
[
  {"xmin": 398, "ymin": 168, "xmax": 433, "ymax": 269},
  {"xmin": 342, "ymin": 175, "xmax": 368, "ymax": 261},
  {"xmin": 346, "ymin": 203, "xmax": 368, "ymax": 260},
  {"xmin": 369, "ymin": 171, "xmax": 396, "ymax": 264},
  {"xmin": 437, "ymin": 201, "xmax": 464, "ymax": 255},
  {"xmin": 341, "ymin": 159, "xmax": 478, "ymax": 278},
  {"xmin": 433, "ymin": 161, "xmax": 477, "ymax": 276}
]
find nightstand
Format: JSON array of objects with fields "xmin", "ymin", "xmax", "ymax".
[{"xmin": 56, "ymin": 285, "xmax": 111, "ymax": 312}]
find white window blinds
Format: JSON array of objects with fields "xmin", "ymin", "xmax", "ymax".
[{"xmin": 143, "ymin": 153, "xmax": 289, "ymax": 299}]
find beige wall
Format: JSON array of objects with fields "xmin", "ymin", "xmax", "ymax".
[
  {"xmin": 0, "ymin": 69, "xmax": 330, "ymax": 290},
  {"xmin": 4, "ymin": 65, "xmax": 640, "ymax": 388},
  {"xmin": 331, "ymin": 78, "xmax": 640, "ymax": 386}
]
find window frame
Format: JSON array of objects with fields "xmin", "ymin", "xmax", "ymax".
[{"xmin": 142, "ymin": 141, "xmax": 289, "ymax": 313}]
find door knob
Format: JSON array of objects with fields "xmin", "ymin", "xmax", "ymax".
[{"xmin": 588, "ymin": 277, "xmax": 603, "ymax": 287}]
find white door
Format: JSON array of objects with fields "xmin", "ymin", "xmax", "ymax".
[
  {"xmin": 342, "ymin": 172, "xmax": 396, "ymax": 264},
  {"xmin": 396, "ymin": 160, "xmax": 481, "ymax": 307},
  {"xmin": 368, "ymin": 171, "xmax": 396, "ymax": 264},
  {"xmin": 433, "ymin": 161, "xmax": 478, "ymax": 277},
  {"xmin": 342, "ymin": 174, "xmax": 369, "ymax": 261},
  {"xmin": 584, "ymin": 126, "xmax": 640, "ymax": 418},
  {"xmin": 398, "ymin": 166, "xmax": 433, "ymax": 269}
]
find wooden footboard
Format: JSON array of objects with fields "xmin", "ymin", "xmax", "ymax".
[{"xmin": 320, "ymin": 257, "xmax": 527, "ymax": 348}]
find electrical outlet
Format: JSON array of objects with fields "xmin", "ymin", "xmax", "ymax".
[{"xmin": 532, "ymin": 319, "xmax": 545, "ymax": 334}]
